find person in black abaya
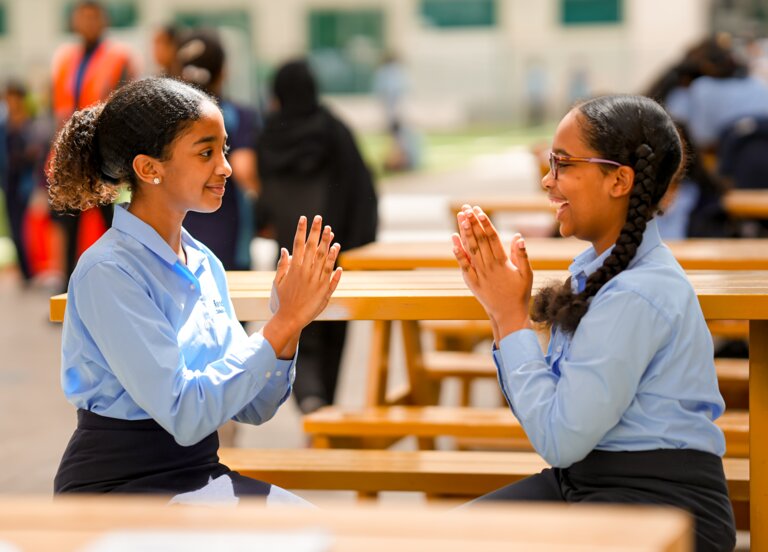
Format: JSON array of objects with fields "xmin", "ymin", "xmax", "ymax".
[{"xmin": 256, "ymin": 59, "xmax": 378, "ymax": 414}]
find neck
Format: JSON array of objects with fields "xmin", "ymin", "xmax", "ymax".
[{"xmin": 127, "ymin": 198, "xmax": 186, "ymax": 263}]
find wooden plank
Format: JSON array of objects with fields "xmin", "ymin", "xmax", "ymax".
[
  {"xmin": 340, "ymin": 238, "xmax": 768, "ymax": 271},
  {"xmin": 450, "ymin": 189, "xmax": 768, "ymax": 220},
  {"xmin": 723, "ymin": 189, "xmax": 768, "ymax": 219},
  {"xmin": 302, "ymin": 406, "xmax": 748, "ymax": 458},
  {"xmin": 0, "ymin": 496, "xmax": 694, "ymax": 552},
  {"xmin": 50, "ymin": 270, "xmax": 768, "ymax": 323},
  {"xmin": 218, "ymin": 447, "xmax": 749, "ymax": 503}
]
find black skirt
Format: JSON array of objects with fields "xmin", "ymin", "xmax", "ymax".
[
  {"xmin": 473, "ymin": 448, "xmax": 736, "ymax": 552},
  {"xmin": 54, "ymin": 409, "xmax": 271, "ymax": 497}
]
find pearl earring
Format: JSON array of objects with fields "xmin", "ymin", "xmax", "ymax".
[{"xmin": 152, "ymin": 177, "xmax": 160, "ymax": 185}]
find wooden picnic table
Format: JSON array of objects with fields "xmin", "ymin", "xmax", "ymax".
[
  {"xmin": 450, "ymin": 189, "xmax": 768, "ymax": 220},
  {"xmin": 724, "ymin": 189, "xmax": 768, "ymax": 219},
  {"xmin": 0, "ymin": 495, "xmax": 692, "ymax": 551},
  {"xmin": 339, "ymin": 237, "xmax": 768, "ymax": 271},
  {"xmin": 49, "ymin": 269, "xmax": 768, "ymax": 548}
]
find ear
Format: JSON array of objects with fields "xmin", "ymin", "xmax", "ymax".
[
  {"xmin": 132, "ymin": 154, "xmax": 163, "ymax": 186},
  {"xmin": 608, "ymin": 165, "xmax": 635, "ymax": 199}
]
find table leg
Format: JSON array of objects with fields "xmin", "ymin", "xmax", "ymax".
[
  {"xmin": 365, "ymin": 320, "xmax": 392, "ymax": 407},
  {"xmin": 401, "ymin": 320, "xmax": 440, "ymax": 405},
  {"xmin": 750, "ymin": 320, "xmax": 768, "ymax": 551}
]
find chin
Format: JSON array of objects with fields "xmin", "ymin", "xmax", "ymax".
[{"xmin": 191, "ymin": 201, "xmax": 223, "ymax": 214}]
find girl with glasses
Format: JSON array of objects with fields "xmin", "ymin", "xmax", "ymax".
[{"xmin": 453, "ymin": 95, "xmax": 735, "ymax": 551}]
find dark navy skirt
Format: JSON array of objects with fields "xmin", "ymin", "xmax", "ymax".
[
  {"xmin": 471, "ymin": 449, "xmax": 736, "ymax": 552},
  {"xmin": 54, "ymin": 409, "xmax": 272, "ymax": 497}
]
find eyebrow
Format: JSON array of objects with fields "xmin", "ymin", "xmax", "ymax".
[
  {"xmin": 552, "ymin": 148, "xmax": 572, "ymax": 156},
  {"xmin": 192, "ymin": 134, "xmax": 229, "ymax": 146}
]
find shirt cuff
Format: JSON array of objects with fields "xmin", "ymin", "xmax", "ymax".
[{"xmin": 498, "ymin": 328, "xmax": 545, "ymax": 367}]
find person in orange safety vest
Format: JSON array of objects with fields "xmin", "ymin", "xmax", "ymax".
[{"xmin": 49, "ymin": 0, "xmax": 138, "ymax": 291}]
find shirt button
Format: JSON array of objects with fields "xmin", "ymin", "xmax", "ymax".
[
  {"xmin": 265, "ymin": 371, "xmax": 271, "ymax": 379},
  {"xmin": 275, "ymin": 370, "xmax": 282, "ymax": 377},
  {"xmin": 189, "ymin": 284, "xmax": 195, "ymax": 291},
  {"xmin": 556, "ymin": 346, "xmax": 562, "ymax": 353}
]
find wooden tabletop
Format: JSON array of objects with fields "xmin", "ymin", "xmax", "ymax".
[
  {"xmin": 0, "ymin": 495, "xmax": 692, "ymax": 552},
  {"xmin": 339, "ymin": 238, "xmax": 768, "ymax": 271},
  {"xmin": 723, "ymin": 189, "xmax": 768, "ymax": 219},
  {"xmin": 49, "ymin": 269, "xmax": 768, "ymax": 323},
  {"xmin": 451, "ymin": 189, "xmax": 768, "ymax": 220}
]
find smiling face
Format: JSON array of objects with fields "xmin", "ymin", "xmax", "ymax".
[
  {"xmin": 155, "ymin": 100, "xmax": 232, "ymax": 216},
  {"xmin": 542, "ymin": 109, "xmax": 633, "ymax": 254}
]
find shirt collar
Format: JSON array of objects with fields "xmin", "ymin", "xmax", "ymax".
[
  {"xmin": 112, "ymin": 203, "xmax": 196, "ymax": 268},
  {"xmin": 568, "ymin": 218, "xmax": 663, "ymax": 285}
]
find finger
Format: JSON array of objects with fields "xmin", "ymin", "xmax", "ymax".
[
  {"xmin": 474, "ymin": 207, "xmax": 506, "ymax": 261},
  {"xmin": 291, "ymin": 216, "xmax": 308, "ymax": 264},
  {"xmin": 451, "ymin": 233, "xmax": 472, "ymax": 269},
  {"xmin": 511, "ymin": 234, "xmax": 532, "ymax": 280},
  {"xmin": 275, "ymin": 248, "xmax": 290, "ymax": 284},
  {"xmin": 303, "ymin": 215, "xmax": 323, "ymax": 266},
  {"xmin": 464, "ymin": 207, "xmax": 491, "ymax": 265},
  {"xmin": 317, "ymin": 225, "xmax": 333, "ymax": 260},
  {"xmin": 457, "ymin": 209, "xmax": 482, "ymax": 264},
  {"xmin": 321, "ymin": 243, "xmax": 340, "ymax": 280},
  {"xmin": 328, "ymin": 266, "xmax": 343, "ymax": 295}
]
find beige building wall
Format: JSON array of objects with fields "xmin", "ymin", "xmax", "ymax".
[{"xmin": 0, "ymin": 0, "xmax": 711, "ymax": 126}]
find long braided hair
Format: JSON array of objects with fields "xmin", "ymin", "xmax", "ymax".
[{"xmin": 531, "ymin": 95, "xmax": 683, "ymax": 334}]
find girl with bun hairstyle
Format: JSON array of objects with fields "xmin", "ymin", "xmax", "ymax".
[{"xmin": 50, "ymin": 77, "xmax": 341, "ymax": 503}]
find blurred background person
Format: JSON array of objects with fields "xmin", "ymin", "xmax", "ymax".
[
  {"xmin": 0, "ymin": 82, "xmax": 45, "ymax": 286},
  {"xmin": 176, "ymin": 28, "xmax": 261, "ymax": 273},
  {"xmin": 256, "ymin": 59, "xmax": 378, "ymax": 414},
  {"xmin": 662, "ymin": 35, "xmax": 768, "ymax": 152},
  {"xmin": 49, "ymin": 0, "xmax": 139, "ymax": 290},
  {"xmin": 152, "ymin": 24, "xmax": 180, "ymax": 77}
]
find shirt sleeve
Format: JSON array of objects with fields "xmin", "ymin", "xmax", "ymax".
[
  {"xmin": 73, "ymin": 261, "xmax": 290, "ymax": 446},
  {"xmin": 496, "ymin": 288, "xmax": 671, "ymax": 468},
  {"xmin": 232, "ymin": 349, "xmax": 297, "ymax": 425}
]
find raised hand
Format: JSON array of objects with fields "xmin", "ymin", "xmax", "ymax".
[
  {"xmin": 263, "ymin": 215, "xmax": 342, "ymax": 356},
  {"xmin": 451, "ymin": 205, "xmax": 533, "ymax": 338}
]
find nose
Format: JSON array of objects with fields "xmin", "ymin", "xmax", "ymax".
[
  {"xmin": 218, "ymin": 153, "xmax": 233, "ymax": 179},
  {"xmin": 541, "ymin": 170, "xmax": 554, "ymax": 191}
]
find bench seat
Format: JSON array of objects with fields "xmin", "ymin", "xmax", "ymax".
[
  {"xmin": 303, "ymin": 406, "xmax": 749, "ymax": 458},
  {"xmin": 218, "ymin": 447, "xmax": 749, "ymax": 502}
]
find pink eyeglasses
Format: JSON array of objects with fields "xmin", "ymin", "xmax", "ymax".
[{"xmin": 549, "ymin": 152, "xmax": 623, "ymax": 180}]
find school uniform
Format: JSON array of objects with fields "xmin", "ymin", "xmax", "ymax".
[
  {"xmin": 476, "ymin": 219, "xmax": 736, "ymax": 552},
  {"xmin": 54, "ymin": 204, "xmax": 305, "ymax": 505}
]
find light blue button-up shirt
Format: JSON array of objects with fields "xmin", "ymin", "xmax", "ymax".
[
  {"xmin": 494, "ymin": 219, "xmax": 726, "ymax": 468},
  {"xmin": 61, "ymin": 204, "xmax": 295, "ymax": 446}
]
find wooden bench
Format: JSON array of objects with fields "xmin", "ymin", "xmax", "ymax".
[
  {"xmin": 418, "ymin": 348, "xmax": 749, "ymax": 409},
  {"xmin": 303, "ymin": 406, "xmax": 749, "ymax": 458},
  {"xmin": 218, "ymin": 447, "xmax": 750, "ymax": 504}
]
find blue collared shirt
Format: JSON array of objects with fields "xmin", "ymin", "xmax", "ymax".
[
  {"xmin": 61, "ymin": 204, "xmax": 295, "ymax": 446},
  {"xmin": 666, "ymin": 76, "xmax": 768, "ymax": 147},
  {"xmin": 494, "ymin": 219, "xmax": 726, "ymax": 468}
]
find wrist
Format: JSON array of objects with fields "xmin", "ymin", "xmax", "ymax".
[
  {"xmin": 262, "ymin": 312, "xmax": 301, "ymax": 355},
  {"xmin": 493, "ymin": 313, "xmax": 532, "ymax": 340}
]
